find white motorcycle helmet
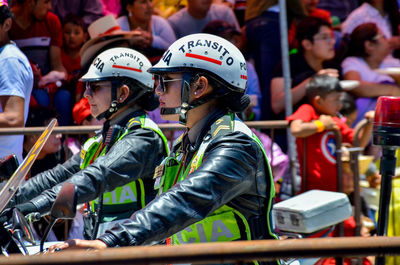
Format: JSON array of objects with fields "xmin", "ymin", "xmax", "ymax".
[
  {"xmin": 149, "ymin": 33, "xmax": 248, "ymax": 124},
  {"xmin": 81, "ymin": 47, "xmax": 155, "ymax": 119}
]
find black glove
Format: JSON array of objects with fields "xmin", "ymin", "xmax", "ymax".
[
  {"xmin": 0, "ymin": 207, "xmax": 13, "ymax": 225},
  {"xmin": 0, "ymin": 202, "xmax": 38, "ymax": 225}
]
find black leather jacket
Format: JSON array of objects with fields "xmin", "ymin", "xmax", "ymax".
[
  {"xmin": 11, "ymin": 109, "xmax": 167, "ymax": 215},
  {"xmin": 98, "ymin": 110, "xmax": 277, "ymax": 249}
]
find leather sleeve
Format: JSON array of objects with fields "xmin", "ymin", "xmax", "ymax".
[
  {"xmin": 26, "ymin": 127, "xmax": 166, "ymax": 215},
  {"xmin": 10, "ymin": 153, "xmax": 82, "ymax": 206},
  {"xmin": 98, "ymin": 132, "xmax": 269, "ymax": 247}
]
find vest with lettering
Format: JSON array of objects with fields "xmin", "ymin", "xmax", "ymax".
[
  {"xmin": 81, "ymin": 114, "xmax": 169, "ymax": 236},
  {"xmin": 154, "ymin": 114, "xmax": 278, "ymax": 258}
]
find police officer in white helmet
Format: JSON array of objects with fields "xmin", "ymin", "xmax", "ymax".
[
  {"xmin": 49, "ymin": 34, "xmax": 279, "ymax": 265},
  {"xmin": 0, "ymin": 47, "xmax": 169, "ymax": 240}
]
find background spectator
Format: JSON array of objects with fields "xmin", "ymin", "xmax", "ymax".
[
  {"xmin": 79, "ymin": 15, "xmax": 136, "ymax": 70},
  {"xmin": 52, "ymin": 0, "xmax": 104, "ymax": 27},
  {"xmin": 23, "ymin": 106, "xmax": 63, "ymax": 177},
  {"xmin": 288, "ymin": 0, "xmax": 332, "ymax": 48},
  {"xmin": 287, "ymin": 74, "xmax": 373, "ymax": 192},
  {"xmin": 101, "ymin": 0, "xmax": 121, "ymax": 18},
  {"xmin": 10, "ymin": 0, "xmax": 67, "ymax": 76},
  {"xmin": 117, "ymin": 0, "xmax": 176, "ymax": 61},
  {"xmin": 270, "ymin": 17, "xmax": 338, "ymax": 151},
  {"xmin": 317, "ymin": 0, "xmax": 358, "ymax": 23},
  {"xmin": 0, "ymin": 4, "xmax": 33, "ymax": 163},
  {"xmin": 341, "ymin": 0, "xmax": 400, "ymax": 52},
  {"xmin": 340, "ymin": 22, "xmax": 400, "ymax": 125},
  {"xmin": 339, "ymin": 92, "xmax": 358, "ymax": 127},
  {"xmin": 61, "ymin": 14, "xmax": 88, "ymax": 102},
  {"xmin": 152, "ymin": 0, "xmax": 187, "ymax": 18},
  {"xmin": 10, "ymin": 0, "xmax": 73, "ymax": 125},
  {"xmin": 245, "ymin": 0, "xmax": 306, "ymax": 121},
  {"xmin": 167, "ymin": 0, "xmax": 240, "ymax": 38},
  {"xmin": 22, "ymin": 105, "xmax": 84, "ymax": 242}
]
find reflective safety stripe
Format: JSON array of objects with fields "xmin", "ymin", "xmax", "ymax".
[
  {"xmin": 159, "ymin": 114, "xmax": 278, "ymax": 253},
  {"xmin": 81, "ymin": 115, "xmax": 168, "ymax": 222},
  {"xmin": 175, "ymin": 218, "xmax": 236, "ymax": 244},
  {"xmin": 93, "ymin": 182, "xmax": 137, "ymax": 205}
]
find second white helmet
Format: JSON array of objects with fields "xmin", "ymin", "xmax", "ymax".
[
  {"xmin": 81, "ymin": 47, "xmax": 155, "ymax": 119},
  {"xmin": 81, "ymin": 47, "xmax": 154, "ymax": 90}
]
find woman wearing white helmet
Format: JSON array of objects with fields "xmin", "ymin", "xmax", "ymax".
[
  {"xmin": 2, "ymin": 47, "xmax": 169, "ymax": 240},
  {"xmin": 49, "ymin": 34, "xmax": 279, "ymax": 265}
]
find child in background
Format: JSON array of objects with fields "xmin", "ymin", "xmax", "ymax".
[
  {"xmin": 339, "ymin": 92, "xmax": 357, "ymax": 128},
  {"xmin": 287, "ymin": 74, "xmax": 373, "ymax": 193},
  {"xmin": 61, "ymin": 14, "xmax": 88, "ymax": 102}
]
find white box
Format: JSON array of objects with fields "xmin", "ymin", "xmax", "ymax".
[{"xmin": 272, "ymin": 190, "xmax": 352, "ymax": 234}]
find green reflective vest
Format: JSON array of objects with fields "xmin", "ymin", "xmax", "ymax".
[
  {"xmin": 155, "ymin": 114, "xmax": 278, "ymax": 253},
  {"xmin": 81, "ymin": 114, "xmax": 169, "ymax": 235}
]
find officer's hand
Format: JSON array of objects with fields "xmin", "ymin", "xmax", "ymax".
[
  {"xmin": 0, "ymin": 207, "xmax": 14, "ymax": 225},
  {"xmin": 0, "ymin": 202, "xmax": 38, "ymax": 225},
  {"xmin": 47, "ymin": 239, "xmax": 107, "ymax": 253}
]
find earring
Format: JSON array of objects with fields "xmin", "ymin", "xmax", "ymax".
[
  {"xmin": 120, "ymin": 97, "xmax": 123, "ymax": 101},
  {"xmin": 194, "ymin": 92, "xmax": 198, "ymax": 95}
]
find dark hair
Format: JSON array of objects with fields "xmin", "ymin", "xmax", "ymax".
[
  {"xmin": 190, "ymin": 73, "xmax": 249, "ymax": 113},
  {"xmin": 119, "ymin": 0, "xmax": 136, "ymax": 16},
  {"xmin": 348, "ymin": 22, "xmax": 379, "ymax": 57},
  {"xmin": 62, "ymin": 14, "xmax": 87, "ymax": 33},
  {"xmin": 26, "ymin": 106, "xmax": 59, "ymax": 127},
  {"xmin": 114, "ymin": 77, "xmax": 159, "ymax": 111},
  {"xmin": 334, "ymin": 23, "xmax": 379, "ymax": 64},
  {"xmin": 339, "ymin": 92, "xmax": 357, "ymax": 116},
  {"xmin": 0, "ymin": 5, "xmax": 12, "ymax": 25},
  {"xmin": 306, "ymin": 74, "xmax": 342, "ymax": 102},
  {"xmin": 296, "ymin": 17, "xmax": 331, "ymax": 53}
]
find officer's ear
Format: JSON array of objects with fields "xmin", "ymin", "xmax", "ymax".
[
  {"xmin": 192, "ymin": 76, "xmax": 209, "ymax": 99},
  {"xmin": 118, "ymin": 85, "xmax": 130, "ymax": 103}
]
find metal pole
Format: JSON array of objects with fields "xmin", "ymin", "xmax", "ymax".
[
  {"xmin": 376, "ymin": 147, "xmax": 397, "ymax": 265},
  {"xmin": 278, "ymin": 0, "xmax": 298, "ymax": 195}
]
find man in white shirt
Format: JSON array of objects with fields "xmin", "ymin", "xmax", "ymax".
[
  {"xmin": 0, "ymin": 4, "xmax": 33, "ymax": 163},
  {"xmin": 168, "ymin": 0, "xmax": 240, "ymax": 38}
]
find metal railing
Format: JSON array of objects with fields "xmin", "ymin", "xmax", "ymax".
[
  {"xmin": 1, "ymin": 236, "xmax": 400, "ymax": 265},
  {"xmin": 0, "ymin": 120, "xmax": 289, "ymax": 135}
]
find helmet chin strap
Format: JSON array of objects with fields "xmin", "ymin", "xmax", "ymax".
[
  {"xmin": 96, "ymin": 80, "xmax": 147, "ymax": 121},
  {"xmin": 159, "ymin": 72, "xmax": 192, "ymax": 125},
  {"xmin": 96, "ymin": 82, "xmax": 119, "ymax": 120}
]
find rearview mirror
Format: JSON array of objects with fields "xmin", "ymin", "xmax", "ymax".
[
  {"xmin": 50, "ymin": 182, "xmax": 77, "ymax": 219},
  {"xmin": 40, "ymin": 182, "xmax": 77, "ymax": 252}
]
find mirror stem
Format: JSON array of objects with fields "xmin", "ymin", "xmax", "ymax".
[{"xmin": 40, "ymin": 218, "xmax": 57, "ymax": 253}]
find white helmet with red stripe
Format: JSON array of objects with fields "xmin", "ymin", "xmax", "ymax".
[
  {"xmin": 81, "ymin": 47, "xmax": 153, "ymax": 88},
  {"xmin": 149, "ymin": 33, "xmax": 248, "ymax": 124},
  {"xmin": 81, "ymin": 47, "xmax": 155, "ymax": 119},
  {"xmin": 150, "ymin": 33, "xmax": 247, "ymax": 93}
]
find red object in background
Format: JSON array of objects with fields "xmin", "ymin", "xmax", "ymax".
[
  {"xmin": 72, "ymin": 98, "xmax": 91, "ymax": 125},
  {"xmin": 374, "ymin": 96, "xmax": 400, "ymax": 128}
]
